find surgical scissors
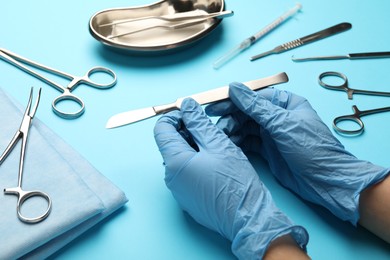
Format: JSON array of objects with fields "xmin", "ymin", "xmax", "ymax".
[
  {"xmin": 0, "ymin": 88, "xmax": 52, "ymax": 223},
  {"xmin": 333, "ymin": 105, "xmax": 390, "ymax": 135},
  {"xmin": 318, "ymin": 71, "xmax": 390, "ymax": 100},
  {"xmin": 0, "ymin": 48, "xmax": 117, "ymax": 119}
]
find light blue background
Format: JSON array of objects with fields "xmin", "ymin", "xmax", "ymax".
[{"xmin": 1, "ymin": 0, "xmax": 390, "ymax": 259}]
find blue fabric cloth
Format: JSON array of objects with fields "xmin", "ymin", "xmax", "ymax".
[{"xmin": 0, "ymin": 88, "xmax": 128, "ymax": 259}]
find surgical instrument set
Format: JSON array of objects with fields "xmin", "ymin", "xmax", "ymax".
[
  {"xmin": 250, "ymin": 22, "xmax": 352, "ymax": 61},
  {"xmin": 0, "ymin": 48, "xmax": 117, "ymax": 119},
  {"xmin": 0, "ymin": 88, "xmax": 52, "ymax": 223},
  {"xmin": 213, "ymin": 3, "xmax": 302, "ymax": 69},
  {"xmin": 106, "ymin": 72, "xmax": 289, "ymax": 128},
  {"xmin": 319, "ymin": 71, "xmax": 390, "ymax": 135},
  {"xmin": 292, "ymin": 51, "xmax": 390, "ymax": 62}
]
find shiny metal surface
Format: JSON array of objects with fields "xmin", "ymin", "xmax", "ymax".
[
  {"xmin": 333, "ymin": 105, "xmax": 390, "ymax": 135},
  {"xmin": 292, "ymin": 51, "xmax": 390, "ymax": 62},
  {"xmin": 0, "ymin": 88, "xmax": 52, "ymax": 224},
  {"xmin": 89, "ymin": 0, "xmax": 226, "ymax": 52},
  {"xmin": 318, "ymin": 71, "xmax": 390, "ymax": 100},
  {"xmin": 0, "ymin": 48, "xmax": 117, "ymax": 119},
  {"xmin": 250, "ymin": 22, "xmax": 352, "ymax": 61},
  {"xmin": 319, "ymin": 71, "xmax": 390, "ymax": 134},
  {"xmin": 106, "ymin": 72, "xmax": 289, "ymax": 128}
]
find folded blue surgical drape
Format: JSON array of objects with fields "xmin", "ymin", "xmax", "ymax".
[{"xmin": 0, "ymin": 88, "xmax": 128, "ymax": 259}]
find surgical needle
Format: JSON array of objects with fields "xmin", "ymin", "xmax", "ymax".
[{"xmin": 213, "ymin": 3, "xmax": 302, "ymax": 69}]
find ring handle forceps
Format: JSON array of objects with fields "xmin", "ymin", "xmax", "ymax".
[
  {"xmin": 0, "ymin": 48, "xmax": 117, "ymax": 119},
  {"xmin": 333, "ymin": 105, "xmax": 390, "ymax": 135},
  {"xmin": 0, "ymin": 88, "xmax": 52, "ymax": 223},
  {"xmin": 318, "ymin": 71, "xmax": 390, "ymax": 100}
]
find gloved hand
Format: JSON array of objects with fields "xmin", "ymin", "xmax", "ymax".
[
  {"xmin": 154, "ymin": 98, "xmax": 308, "ymax": 259},
  {"xmin": 206, "ymin": 83, "xmax": 390, "ymax": 225}
]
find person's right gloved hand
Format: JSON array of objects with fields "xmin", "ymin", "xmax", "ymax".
[
  {"xmin": 154, "ymin": 98, "xmax": 308, "ymax": 259},
  {"xmin": 206, "ymin": 83, "xmax": 390, "ymax": 226}
]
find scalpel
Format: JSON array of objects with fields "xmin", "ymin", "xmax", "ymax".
[
  {"xmin": 250, "ymin": 22, "xmax": 352, "ymax": 61},
  {"xmin": 292, "ymin": 51, "xmax": 390, "ymax": 62},
  {"xmin": 106, "ymin": 72, "xmax": 289, "ymax": 129}
]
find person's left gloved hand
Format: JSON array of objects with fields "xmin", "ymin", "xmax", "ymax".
[
  {"xmin": 205, "ymin": 84, "xmax": 389, "ymax": 226},
  {"xmin": 153, "ymin": 98, "xmax": 308, "ymax": 259}
]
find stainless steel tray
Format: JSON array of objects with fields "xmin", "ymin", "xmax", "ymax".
[{"xmin": 89, "ymin": 0, "xmax": 225, "ymax": 53}]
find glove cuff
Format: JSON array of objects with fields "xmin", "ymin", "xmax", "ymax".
[
  {"xmin": 296, "ymin": 160, "xmax": 390, "ymax": 226},
  {"xmin": 232, "ymin": 224, "xmax": 309, "ymax": 259}
]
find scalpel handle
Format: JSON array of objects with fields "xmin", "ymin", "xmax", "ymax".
[
  {"xmin": 174, "ymin": 72, "xmax": 289, "ymax": 109},
  {"xmin": 278, "ymin": 23, "xmax": 352, "ymax": 53},
  {"xmin": 251, "ymin": 23, "xmax": 352, "ymax": 61},
  {"xmin": 277, "ymin": 22, "xmax": 352, "ymax": 53},
  {"xmin": 154, "ymin": 72, "xmax": 289, "ymax": 113},
  {"xmin": 298, "ymin": 22, "xmax": 351, "ymax": 45},
  {"xmin": 106, "ymin": 72, "xmax": 289, "ymax": 128},
  {"xmin": 349, "ymin": 51, "xmax": 390, "ymax": 59}
]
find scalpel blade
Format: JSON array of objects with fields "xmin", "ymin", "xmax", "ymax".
[
  {"xmin": 106, "ymin": 72, "xmax": 289, "ymax": 129},
  {"xmin": 106, "ymin": 107, "xmax": 158, "ymax": 129}
]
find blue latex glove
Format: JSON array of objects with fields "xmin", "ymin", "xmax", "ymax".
[
  {"xmin": 206, "ymin": 83, "xmax": 390, "ymax": 225},
  {"xmin": 154, "ymin": 98, "xmax": 308, "ymax": 259}
]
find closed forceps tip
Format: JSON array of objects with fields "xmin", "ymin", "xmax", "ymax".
[
  {"xmin": 0, "ymin": 87, "xmax": 52, "ymax": 223},
  {"xmin": 0, "ymin": 48, "xmax": 117, "ymax": 119}
]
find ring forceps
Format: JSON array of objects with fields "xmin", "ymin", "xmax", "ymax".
[
  {"xmin": 318, "ymin": 71, "xmax": 390, "ymax": 99},
  {"xmin": 319, "ymin": 71, "xmax": 390, "ymax": 135},
  {"xmin": 332, "ymin": 105, "xmax": 390, "ymax": 135},
  {"xmin": 0, "ymin": 48, "xmax": 117, "ymax": 119},
  {"xmin": 0, "ymin": 88, "xmax": 52, "ymax": 223}
]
